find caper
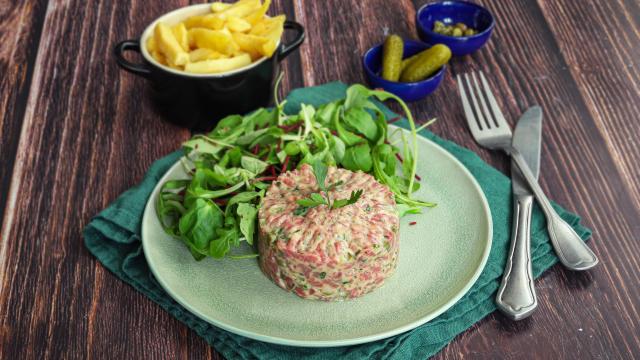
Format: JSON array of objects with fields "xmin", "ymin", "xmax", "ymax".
[
  {"xmin": 432, "ymin": 20, "xmax": 478, "ymax": 37},
  {"xmin": 433, "ymin": 20, "xmax": 446, "ymax": 31}
]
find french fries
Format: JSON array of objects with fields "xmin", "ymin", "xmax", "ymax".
[
  {"xmin": 188, "ymin": 48, "xmax": 228, "ymax": 62},
  {"xmin": 172, "ymin": 23, "xmax": 189, "ymax": 51},
  {"xmin": 185, "ymin": 53, "xmax": 252, "ymax": 74},
  {"xmin": 147, "ymin": 0, "xmax": 285, "ymax": 74},
  {"xmin": 189, "ymin": 28, "xmax": 239, "ymax": 55},
  {"xmin": 154, "ymin": 23, "xmax": 189, "ymax": 66}
]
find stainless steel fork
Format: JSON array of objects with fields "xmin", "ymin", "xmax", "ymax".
[{"xmin": 457, "ymin": 71, "xmax": 598, "ymax": 271}]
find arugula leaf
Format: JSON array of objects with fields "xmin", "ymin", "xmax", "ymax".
[
  {"xmin": 249, "ymin": 127, "xmax": 285, "ymax": 148},
  {"xmin": 240, "ymin": 156, "xmax": 269, "ymax": 175},
  {"xmin": 341, "ymin": 143, "xmax": 373, "ymax": 172},
  {"xmin": 179, "ymin": 199, "xmax": 224, "ymax": 254},
  {"xmin": 328, "ymin": 135, "xmax": 346, "ymax": 163},
  {"xmin": 183, "ymin": 138, "xmax": 224, "ymax": 158},
  {"xmin": 236, "ymin": 203, "xmax": 258, "ymax": 245},
  {"xmin": 225, "ymin": 191, "xmax": 263, "ymax": 217},
  {"xmin": 315, "ymin": 102, "xmax": 338, "ymax": 125},
  {"xmin": 300, "ymin": 103, "xmax": 316, "ymax": 138},
  {"xmin": 236, "ymin": 127, "xmax": 269, "ymax": 146},
  {"xmin": 209, "ymin": 227, "xmax": 235, "ymax": 258},
  {"xmin": 333, "ymin": 106, "xmax": 364, "ymax": 146},
  {"xmin": 373, "ymin": 144, "xmax": 397, "ymax": 177},
  {"xmin": 209, "ymin": 115, "xmax": 243, "ymax": 137},
  {"xmin": 246, "ymin": 108, "xmax": 277, "ymax": 129},
  {"xmin": 331, "ymin": 189, "xmax": 363, "ymax": 209},
  {"xmin": 312, "ymin": 160, "xmax": 328, "ymax": 191},
  {"xmin": 343, "ymin": 107, "xmax": 378, "ymax": 141},
  {"xmin": 344, "ymin": 86, "xmax": 377, "ymax": 111}
]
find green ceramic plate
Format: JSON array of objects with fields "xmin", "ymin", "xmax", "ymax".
[{"xmin": 141, "ymin": 127, "xmax": 492, "ymax": 347}]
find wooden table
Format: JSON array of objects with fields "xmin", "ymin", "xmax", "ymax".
[{"xmin": 1, "ymin": 0, "xmax": 639, "ymax": 358}]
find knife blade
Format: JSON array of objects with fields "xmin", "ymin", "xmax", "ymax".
[
  {"xmin": 512, "ymin": 106, "xmax": 542, "ymax": 193},
  {"xmin": 495, "ymin": 106, "xmax": 542, "ymax": 320}
]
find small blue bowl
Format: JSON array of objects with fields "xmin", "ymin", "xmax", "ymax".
[
  {"xmin": 362, "ymin": 40, "xmax": 445, "ymax": 102},
  {"xmin": 416, "ymin": 1, "xmax": 495, "ymax": 56}
]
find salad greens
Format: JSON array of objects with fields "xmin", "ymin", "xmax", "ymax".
[{"xmin": 156, "ymin": 81, "xmax": 436, "ymax": 260}]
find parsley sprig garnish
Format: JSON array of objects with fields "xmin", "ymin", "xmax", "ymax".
[{"xmin": 294, "ymin": 161, "xmax": 363, "ymax": 215}]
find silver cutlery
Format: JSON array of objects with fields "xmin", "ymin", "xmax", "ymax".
[
  {"xmin": 457, "ymin": 71, "xmax": 598, "ymax": 271},
  {"xmin": 495, "ymin": 106, "xmax": 541, "ymax": 320}
]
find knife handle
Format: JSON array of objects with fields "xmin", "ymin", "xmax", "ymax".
[
  {"xmin": 510, "ymin": 149, "xmax": 598, "ymax": 270},
  {"xmin": 496, "ymin": 194, "xmax": 537, "ymax": 320}
]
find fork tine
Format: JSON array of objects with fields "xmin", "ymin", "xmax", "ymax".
[
  {"xmin": 471, "ymin": 72, "xmax": 496, "ymax": 128},
  {"xmin": 479, "ymin": 71, "xmax": 509, "ymax": 129},
  {"xmin": 457, "ymin": 74, "xmax": 482, "ymax": 139},
  {"xmin": 464, "ymin": 73, "xmax": 490, "ymax": 130}
]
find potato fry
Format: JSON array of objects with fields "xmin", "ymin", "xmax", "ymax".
[
  {"xmin": 262, "ymin": 25, "xmax": 284, "ymax": 44},
  {"xmin": 220, "ymin": 27, "xmax": 233, "ymax": 37},
  {"xmin": 244, "ymin": 0, "xmax": 271, "ymax": 25},
  {"xmin": 226, "ymin": 16, "xmax": 252, "ymax": 32},
  {"xmin": 184, "ymin": 53, "xmax": 252, "ymax": 73},
  {"xmin": 188, "ymin": 48, "xmax": 228, "ymax": 62},
  {"xmin": 189, "ymin": 28, "xmax": 239, "ymax": 55},
  {"xmin": 231, "ymin": 33, "xmax": 268, "ymax": 60},
  {"xmin": 261, "ymin": 38, "xmax": 278, "ymax": 57},
  {"xmin": 146, "ymin": 36, "xmax": 157, "ymax": 53},
  {"xmin": 211, "ymin": 2, "xmax": 232, "ymax": 12},
  {"xmin": 155, "ymin": 22, "xmax": 189, "ymax": 66},
  {"xmin": 184, "ymin": 14, "xmax": 225, "ymax": 30},
  {"xmin": 250, "ymin": 15, "xmax": 285, "ymax": 36},
  {"xmin": 151, "ymin": 50, "xmax": 167, "ymax": 65},
  {"xmin": 215, "ymin": 0, "xmax": 261, "ymax": 19},
  {"xmin": 172, "ymin": 23, "xmax": 189, "ymax": 51}
]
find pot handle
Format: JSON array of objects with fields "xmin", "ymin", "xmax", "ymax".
[
  {"xmin": 279, "ymin": 21, "xmax": 305, "ymax": 60},
  {"xmin": 113, "ymin": 40, "xmax": 152, "ymax": 77}
]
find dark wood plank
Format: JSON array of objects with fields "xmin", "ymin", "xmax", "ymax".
[
  {"xmin": 0, "ymin": 0, "xmax": 49, "ymax": 245},
  {"xmin": 0, "ymin": 0, "xmax": 195, "ymax": 356},
  {"xmin": 537, "ymin": 0, "xmax": 640, "ymax": 209}
]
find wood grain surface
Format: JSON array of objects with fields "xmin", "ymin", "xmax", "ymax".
[{"xmin": 0, "ymin": 0, "xmax": 638, "ymax": 359}]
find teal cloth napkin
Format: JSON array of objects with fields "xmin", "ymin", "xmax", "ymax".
[{"xmin": 84, "ymin": 82, "xmax": 591, "ymax": 360}]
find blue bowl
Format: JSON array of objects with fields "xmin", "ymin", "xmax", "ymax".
[
  {"xmin": 362, "ymin": 39, "xmax": 445, "ymax": 102},
  {"xmin": 416, "ymin": 1, "xmax": 495, "ymax": 56}
]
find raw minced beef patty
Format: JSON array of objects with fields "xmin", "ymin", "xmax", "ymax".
[{"xmin": 258, "ymin": 164, "xmax": 399, "ymax": 301}]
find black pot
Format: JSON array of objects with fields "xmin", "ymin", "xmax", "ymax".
[{"xmin": 114, "ymin": 4, "xmax": 304, "ymax": 132}]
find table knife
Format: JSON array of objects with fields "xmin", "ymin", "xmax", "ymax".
[{"xmin": 495, "ymin": 106, "xmax": 542, "ymax": 320}]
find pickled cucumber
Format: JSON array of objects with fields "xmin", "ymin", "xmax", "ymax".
[
  {"xmin": 399, "ymin": 44, "xmax": 451, "ymax": 82},
  {"xmin": 381, "ymin": 35, "xmax": 404, "ymax": 82},
  {"xmin": 401, "ymin": 53, "xmax": 419, "ymax": 72}
]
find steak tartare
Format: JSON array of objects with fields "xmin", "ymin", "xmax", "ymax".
[{"xmin": 258, "ymin": 164, "xmax": 400, "ymax": 301}]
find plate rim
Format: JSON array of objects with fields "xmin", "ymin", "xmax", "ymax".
[{"xmin": 141, "ymin": 130, "xmax": 493, "ymax": 347}]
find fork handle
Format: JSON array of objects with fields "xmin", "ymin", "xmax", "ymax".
[
  {"xmin": 496, "ymin": 194, "xmax": 537, "ymax": 320},
  {"xmin": 510, "ymin": 149, "xmax": 599, "ymax": 270}
]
